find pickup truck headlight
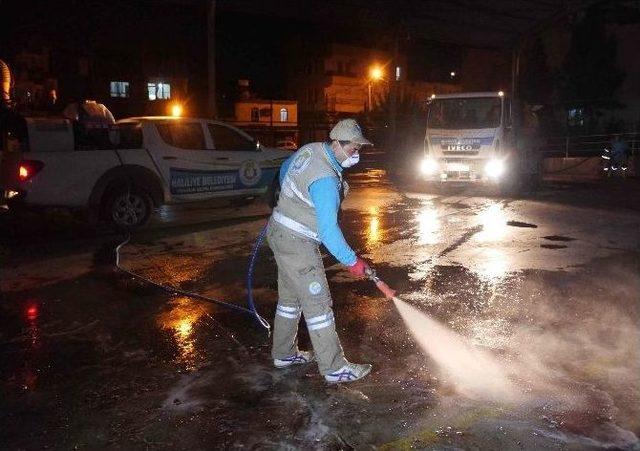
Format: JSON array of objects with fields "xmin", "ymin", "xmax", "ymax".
[
  {"xmin": 484, "ymin": 159, "xmax": 505, "ymax": 178},
  {"xmin": 420, "ymin": 158, "xmax": 439, "ymax": 175}
]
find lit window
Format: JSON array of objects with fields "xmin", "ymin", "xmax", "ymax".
[
  {"xmin": 110, "ymin": 81, "xmax": 130, "ymax": 98},
  {"xmin": 395, "ymin": 66, "xmax": 401, "ymax": 81},
  {"xmin": 147, "ymin": 82, "xmax": 171, "ymax": 101},
  {"xmin": 280, "ymin": 108, "xmax": 288, "ymax": 122}
]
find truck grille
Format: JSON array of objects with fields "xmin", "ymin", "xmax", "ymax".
[
  {"xmin": 443, "ymin": 150, "xmax": 479, "ymax": 156},
  {"xmin": 444, "ymin": 159, "xmax": 484, "ymax": 180}
]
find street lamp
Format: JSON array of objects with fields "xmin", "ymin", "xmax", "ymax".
[
  {"xmin": 170, "ymin": 102, "xmax": 183, "ymax": 117},
  {"xmin": 368, "ymin": 65, "xmax": 383, "ymax": 112}
]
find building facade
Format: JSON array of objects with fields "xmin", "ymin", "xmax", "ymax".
[
  {"xmin": 286, "ymin": 42, "xmax": 460, "ymax": 142},
  {"xmin": 231, "ymin": 99, "xmax": 298, "ymax": 148}
]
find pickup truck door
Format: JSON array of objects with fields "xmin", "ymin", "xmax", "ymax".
[
  {"xmin": 206, "ymin": 122, "xmax": 274, "ymax": 196},
  {"xmin": 146, "ymin": 120, "xmax": 227, "ymax": 202}
]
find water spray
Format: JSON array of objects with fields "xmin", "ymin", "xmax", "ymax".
[{"xmin": 365, "ymin": 265, "xmax": 518, "ymax": 401}]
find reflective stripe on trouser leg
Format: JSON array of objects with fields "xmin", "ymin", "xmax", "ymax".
[
  {"xmin": 272, "ymin": 302, "xmax": 301, "ymax": 359},
  {"xmin": 268, "ymin": 222, "xmax": 301, "ymax": 360},
  {"xmin": 302, "ymin": 301, "xmax": 346, "ymax": 375},
  {"xmin": 297, "ymin": 245, "xmax": 347, "ymax": 376},
  {"xmin": 276, "ymin": 304, "xmax": 301, "ymax": 320},
  {"xmin": 306, "ymin": 312, "xmax": 335, "ymax": 331},
  {"xmin": 271, "ymin": 285, "xmax": 301, "ymax": 360},
  {"xmin": 266, "ymin": 220, "xmax": 347, "ymax": 374}
]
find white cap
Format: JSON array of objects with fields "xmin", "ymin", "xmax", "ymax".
[{"xmin": 329, "ymin": 119, "xmax": 372, "ymax": 145}]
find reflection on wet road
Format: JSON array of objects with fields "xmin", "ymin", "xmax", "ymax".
[
  {"xmin": 417, "ymin": 204, "xmax": 440, "ymax": 245},
  {"xmin": 1, "ymin": 163, "xmax": 639, "ymax": 449},
  {"xmin": 156, "ymin": 297, "xmax": 215, "ymax": 371}
]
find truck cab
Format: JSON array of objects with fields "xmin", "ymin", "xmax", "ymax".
[
  {"xmin": 420, "ymin": 91, "xmax": 518, "ymax": 186},
  {"xmin": 419, "ymin": 91, "xmax": 542, "ymax": 193}
]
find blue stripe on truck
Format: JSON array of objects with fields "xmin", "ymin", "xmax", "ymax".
[{"xmin": 169, "ymin": 165, "xmax": 278, "ymax": 195}]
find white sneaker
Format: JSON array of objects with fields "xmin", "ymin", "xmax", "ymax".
[
  {"xmin": 273, "ymin": 350, "xmax": 314, "ymax": 368},
  {"xmin": 324, "ymin": 362, "xmax": 372, "ymax": 383}
]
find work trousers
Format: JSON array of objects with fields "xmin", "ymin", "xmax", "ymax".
[{"xmin": 266, "ymin": 219, "xmax": 347, "ymax": 375}]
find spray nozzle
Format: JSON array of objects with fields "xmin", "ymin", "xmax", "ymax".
[
  {"xmin": 365, "ymin": 266, "xmax": 378, "ymax": 282},
  {"xmin": 365, "ymin": 266, "xmax": 397, "ymax": 300}
]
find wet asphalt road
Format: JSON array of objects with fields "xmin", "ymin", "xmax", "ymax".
[{"xmin": 1, "ymin": 156, "xmax": 640, "ymax": 450}]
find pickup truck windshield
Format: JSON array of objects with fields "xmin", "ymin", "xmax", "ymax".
[{"xmin": 428, "ymin": 97, "xmax": 502, "ymax": 130}]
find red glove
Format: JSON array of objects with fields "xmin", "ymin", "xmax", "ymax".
[{"xmin": 348, "ymin": 257, "xmax": 370, "ymax": 277}]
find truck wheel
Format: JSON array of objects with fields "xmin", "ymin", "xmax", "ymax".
[{"xmin": 103, "ymin": 186, "xmax": 153, "ymax": 229}]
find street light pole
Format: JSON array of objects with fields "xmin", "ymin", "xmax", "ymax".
[
  {"xmin": 367, "ymin": 65, "xmax": 383, "ymax": 113},
  {"xmin": 207, "ymin": 0, "xmax": 217, "ymax": 118}
]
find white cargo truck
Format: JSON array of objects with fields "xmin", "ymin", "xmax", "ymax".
[{"xmin": 419, "ymin": 91, "xmax": 540, "ymax": 193}]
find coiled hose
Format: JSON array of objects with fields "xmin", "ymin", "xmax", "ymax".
[{"xmin": 115, "ymin": 222, "xmax": 271, "ymax": 333}]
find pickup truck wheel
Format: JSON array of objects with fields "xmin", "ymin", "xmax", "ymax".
[{"xmin": 104, "ymin": 187, "xmax": 152, "ymax": 229}]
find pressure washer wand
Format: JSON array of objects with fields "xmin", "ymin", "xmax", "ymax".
[{"xmin": 365, "ymin": 267, "xmax": 397, "ymax": 300}]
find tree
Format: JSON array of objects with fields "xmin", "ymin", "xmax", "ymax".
[
  {"xmin": 557, "ymin": 5, "xmax": 625, "ymax": 131},
  {"xmin": 367, "ymin": 89, "xmax": 425, "ymax": 153},
  {"xmin": 521, "ymin": 38, "xmax": 552, "ymax": 105}
]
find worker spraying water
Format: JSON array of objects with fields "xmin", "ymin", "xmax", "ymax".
[
  {"xmin": 264, "ymin": 117, "xmax": 515, "ymax": 392},
  {"xmin": 266, "ymin": 119, "xmax": 374, "ymax": 384}
]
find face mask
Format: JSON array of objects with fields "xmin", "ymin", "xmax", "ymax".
[{"xmin": 337, "ymin": 141, "xmax": 360, "ymax": 168}]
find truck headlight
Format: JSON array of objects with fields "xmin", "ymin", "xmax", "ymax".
[
  {"xmin": 484, "ymin": 159, "xmax": 505, "ymax": 178},
  {"xmin": 420, "ymin": 158, "xmax": 438, "ymax": 175}
]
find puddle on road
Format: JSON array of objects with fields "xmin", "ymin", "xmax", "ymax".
[
  {"xmin": 476, "ymin": 203, "xmax": 508, "ymax": 243},
  {"xmin": 543, "ymin": 235, "xmax": 576, "ymax": 242},
  {"xmin": 507, "ymin": 220, "xmax": 538, "ymax": 228},
  {"xmin": 156, "ymin": 297, "xmax": 216, "ymax": 371},
  {"xmin": 365, "ymin": 206, "xmax": 384, "ymax": 249},
  {"xmin": 541, "ymin": 244, "xmax": 568, "ymax": 249},
  {"xmin": 416, "ymin": 205, "xmax": 440, "ymax": 245}
]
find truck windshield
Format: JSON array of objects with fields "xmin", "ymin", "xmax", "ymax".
[{"xmin": 427, "ymin": 97, "xmax": 502, "ymax": 130}]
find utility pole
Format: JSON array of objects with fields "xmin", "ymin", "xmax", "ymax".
[
  {"xmin": 207, "ymin": 0, "xmax": 217, "ymax": 118},
  {"xmin": 511, "ymin": 46, "xmax": 521, "ymax": 127},
  {"xmin": 270, "ymin": 98, "xmax": 274, "ymax": 146},
  {"xmin": 388, "ymin": 21, "xmax": 401, "ymax": 152}
]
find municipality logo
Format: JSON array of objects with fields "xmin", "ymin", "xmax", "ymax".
[{"xmin": 239, "ymin": 160, "xmax": 262, "ymax": 186}]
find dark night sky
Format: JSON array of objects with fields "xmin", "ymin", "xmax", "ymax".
[
  {"xmin": 215, "ymin": 9, "xmax": 461, "ymax": 98},
  {"xmin": 1, "ymin": 1, "xmax": 461, "ymax": 98},
  {"xmin": 4, "ymin": 0, "xmax": 635, "ymax": 96}
]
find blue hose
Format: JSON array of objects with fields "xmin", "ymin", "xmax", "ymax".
[
  {"xmin": 246, "ymin": 222, "xmax": 271, "ymax": 333},
  {"xmin": 115, "ymin": 224, "xmax": 271, "ymax": 334}
]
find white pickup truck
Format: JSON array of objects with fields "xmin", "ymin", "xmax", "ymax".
[{"xmin": 1, "ymin": 115, "xmax": 289, "ymax": 227}]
